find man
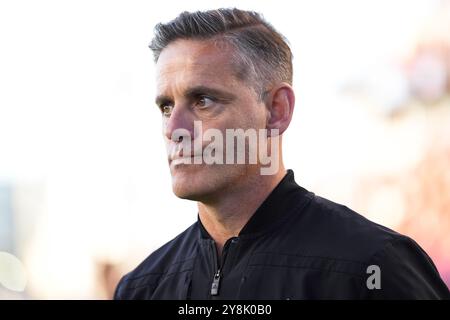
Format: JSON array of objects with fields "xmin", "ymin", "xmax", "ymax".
[{"xmin": 114, "ymin": 8, "xmax": 449, "ymax": 299}]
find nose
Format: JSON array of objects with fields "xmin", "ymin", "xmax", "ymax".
[{"xmin": 163, "ymin": 104, "xmax": 194, "ymax": 142}]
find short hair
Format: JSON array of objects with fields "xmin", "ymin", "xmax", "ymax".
[{"xmin": 149, "ymin": 8, "xmax": 293, "ymax": 100}]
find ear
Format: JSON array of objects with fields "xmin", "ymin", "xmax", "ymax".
[{"xmin": 265, "ymin": 83, "xmax": 295, "ymax": 135}]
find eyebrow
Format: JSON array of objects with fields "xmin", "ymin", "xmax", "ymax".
[
  {"xmin": 155, "ymin": 94, "xmax": 172, "ymax": 107},
  {"xmin": 155, "ymin": 85, "xmax": 236, "ymax": 106}
]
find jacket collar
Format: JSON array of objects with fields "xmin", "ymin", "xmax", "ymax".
[{"xmin": 198, "ymin": 169, "xmax": 311, "ymax": 239}]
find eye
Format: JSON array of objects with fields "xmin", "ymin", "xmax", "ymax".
[
  {"xmin": 195, "ymin": 96, "xmax": 215, "ymax": 109},
  {"xmin": 160, "ymin": 104, "xmax": 173, "ymax": 117}
]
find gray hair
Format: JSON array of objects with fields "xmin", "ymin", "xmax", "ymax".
[{"xmin": 149, "ymin": 8, "xmax": 293, "ymax": 99}]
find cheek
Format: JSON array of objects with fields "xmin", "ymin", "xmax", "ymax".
[
  {"xmin": 235, "ymin": 107, "xmax": 267, "ymax": 130},
  {"xmin": 235, "ymin": 95, "xmax": 267, "ymax": 126}
]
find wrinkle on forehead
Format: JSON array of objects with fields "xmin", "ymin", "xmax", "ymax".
[{"xmin": 155, "ymin": 39, "xmax": 243, "ymax": 94}]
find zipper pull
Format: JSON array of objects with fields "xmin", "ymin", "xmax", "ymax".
[{"xmin": 210, "ymin": 269, "xmax": 221, "ymax": 296}]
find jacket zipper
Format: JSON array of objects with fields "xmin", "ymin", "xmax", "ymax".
[
  {"xmin": 210, "ymin": 268, "xmax": 221, "ymax": 295},
  {"xmin": 210, "ymin": 237, "xmax": 237, "ymax": 297}
]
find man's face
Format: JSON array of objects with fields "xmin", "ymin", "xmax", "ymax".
[{"xmin": 155, "ymin": 39, "xmax": 268, "ymax": 201}]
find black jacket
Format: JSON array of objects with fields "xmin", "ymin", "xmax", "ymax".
[{"xmin": 114, "ymin": 170, "xmax": 450, "ymax": 299}]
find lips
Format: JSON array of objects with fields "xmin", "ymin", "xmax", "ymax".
[
  {"xmin": 169, "ymin": 152, "xmax": 202, "ymax": 160},
  {"xmin": 169, "ymin": 155, "xmax": 203, "ymax": 166},
  {"xmin": 168, "ymin": 144, "xmax": 202, "ymax": 162}
]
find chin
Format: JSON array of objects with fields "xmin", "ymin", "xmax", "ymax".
[
  {"xmin": 169, "ymin": 164, "xmax": 230, "ymax": 201},
  {"xmin": 171, "ymin": 179, "xmax": 210, "ymax": 201},
  {"xmin": 169, "ymin": 164, "xmax": 248, "ymax": 201},
  {"xmin": 170, "ymin": 166, "xmax": 208, "ymax": 200}
]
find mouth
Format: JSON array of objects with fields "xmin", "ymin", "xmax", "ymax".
[{"xmin": 169, "ymin": 154, "xmax": 203, "ymax": 166}]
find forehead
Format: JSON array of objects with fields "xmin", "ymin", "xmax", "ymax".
[{"xmin": 155, "ymin": 39, "xmax": 240, "ymax": 90}]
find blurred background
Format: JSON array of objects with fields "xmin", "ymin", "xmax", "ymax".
[{"xmin": 0, "ymin": 0, "xmax": 449, "ymax": 299}]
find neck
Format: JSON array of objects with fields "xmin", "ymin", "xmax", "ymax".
[{"xmin": 198, "ymin": 164, "xmax": 286, "ymax": 255}]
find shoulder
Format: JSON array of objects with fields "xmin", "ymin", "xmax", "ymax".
[
  {"xmin": 295, "ymin": 193, "xmax": 403, "ymax": 261},
  {"xmin": 361, "ymin": 235, "xmax": 450, "ymax": 299},
  {"xmin": 114, "ymin": 222, "xmax": 199, "ymax": 299},
  {"xmin": 295, "ymin": 194, "xmax": 449, "ymax": 298}
]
